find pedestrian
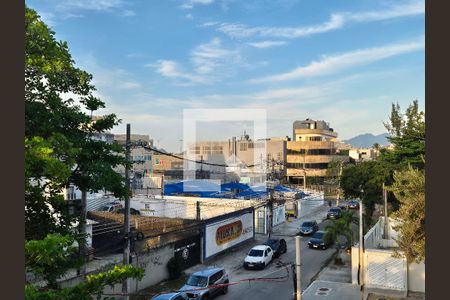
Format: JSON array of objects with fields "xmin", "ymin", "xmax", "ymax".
[{"xmin": 328, "ymin": 200, "xmax": 332, "ymax": 207}]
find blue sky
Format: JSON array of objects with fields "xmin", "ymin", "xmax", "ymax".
[{"xmin": 27, "ymin": 0, "xmax": 424, "ymax": 152}]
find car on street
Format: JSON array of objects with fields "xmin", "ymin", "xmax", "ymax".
[
  {"xmin": 116, "ymin": 207, "xmax": 141, "ymax": 215},
  {"xmin": 151, "ymin": 292, "xmax": 188, "ymax": 300},
  {"xmin": 243, "ymin": 245, "xmax": 274, "ymax": 270},
  {"xmin": 179, "ymin": 267, "xmax": 229, "ymax": 300},
  {"xmin": 262, "ymin": 238, "xmax": 287, "ymax": 258},
  {"xmin": 99, "ymin": 202, "xmax": 123, "ymax": 213},
  {"xmin": 298, "ymin": 220, "xmax": 319, "ymax": 236},
  {"xmin": 338, "ymin": 204, "xmax": 348, "ymax": 211},
  {"xmin": 308, "ymin": 231, "xmax": 332, "ymax": 250},
  {"xmin": 326, "ymin": 207, "xmax": 342, "ymax": 219},
  {"xmin": 348, "ymin": 200, "xmax": 360, "ymax": 209}
]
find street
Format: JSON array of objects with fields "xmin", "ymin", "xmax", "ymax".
[{"xmin": 220, "ymin": 219, "xmax": 336, "ymax": 300}]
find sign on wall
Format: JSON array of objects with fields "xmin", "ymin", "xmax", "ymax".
[{"xmin": 204, "ymin": 211, "xmax": 254, "ymax": 259}]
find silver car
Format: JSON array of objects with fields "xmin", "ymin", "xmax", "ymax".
[
  {"xmin": 180, "ymin": 267, "xmax": 229, "ymax": 300},
  {"xmin": 151, "ymin": 292, "xmax": 188, "ymax": 300}
]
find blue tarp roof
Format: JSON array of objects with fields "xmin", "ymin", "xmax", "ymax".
[
  {"xmin": 220, "ymin": 182, "xmax": 250, "ymax": 192},
  {"xmin": 274, "ymin": 185, "xmax": 295, "ymax": 192},
  {"xmin": 164, "ymin": 180, "xmax": 221, "ymax": 197}
]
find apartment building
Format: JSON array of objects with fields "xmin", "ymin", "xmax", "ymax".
[
  {"xmin": 287, "ymin": 119, "xmax": 348, "ymax": 184},
  {"xmin": 187, "ymin": 134, "xmax": 288, "ymax": 181}
]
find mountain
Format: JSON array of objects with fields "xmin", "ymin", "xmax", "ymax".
[{"xmin": 343, "ymin": 133, "xmax": 390, "ymax": 148}]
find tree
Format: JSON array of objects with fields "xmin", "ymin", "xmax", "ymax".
[
  {"xmin": 26, "ymin": 234, "xmax": 80, "ymax": 289},
  {"xmin": 25, "ymin": 6, "xmax": 128, "ymax": 241},
  {"xmin": 340, "ymin": 160, "xmax": 392, "ymax": 227},
  {"xmin": 387, "ymin": 166, "xmax": 425, "ymax": 263},
  {"xmin": 25, "ymin": 7, "xmax": 144, "ymax": 298},
  {"xmin": 25, "ymin": 234, "xmax": 144, "ymax": 299},
  {"xmin": 382, "ymin": 100, "xmax": 425, "ymax": 170},
  {"xmin": 324, "ymin": 219, "xmax": 353, "ymax": 264}
]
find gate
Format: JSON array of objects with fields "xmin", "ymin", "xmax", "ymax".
[
  {"xmin": 365, "ymin": 249, "xmax": 407, "ymax": 291},
  {"xmin": 254, "ymin": 207, "xmax": 267, "ymax": 234}
]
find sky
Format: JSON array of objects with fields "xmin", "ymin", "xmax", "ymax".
[{"xmin": 27, "ymin": 0, "xmax": 425, "ymax": 152}]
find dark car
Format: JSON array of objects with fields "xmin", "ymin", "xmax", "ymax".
[
  {"xmin": 263, "ymin": 238, "xmax": 287, "ymax": 258},
  {"xmin": 308, "ymin": 231, "xmax": 332, "ymax": 250},
  {"xmin": 326, "ymin": 207, "xmax": 342, "ymax": 219},
  {"xmin": 116, "ymin": 207, "xmax": 141, "ymax": 215},
  {"xmin": 298, "ymin": 221, "xmax": 319, "ymax": 236},
  {"xmin": 338, "ymin": 204, "xmax": 348, "ymax": 211},
  {"xmin": 180, "ymin": 267, "xmax": 229, "ymax": 299},
  {"xmin": 348, "ymin": 200, "xmax": 360, "ymax": 209}
]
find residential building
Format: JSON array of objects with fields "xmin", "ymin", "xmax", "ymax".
[
  {"xmin": 113, "ymin": 133, "xmax": 153, "ymax": 147},
  {"xmin": 286, "ymin": 118, "xmax": 348, "ymax": 184},
  {"xmin": 186, "ymin": 134, "xmax": 288, "ymax": 182},
  {"xmin": 349, "ymin": 148, "xmax": 378, "ymax": 161}
]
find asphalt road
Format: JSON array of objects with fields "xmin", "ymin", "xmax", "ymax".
[{"xmin": 219, "ymin": 220, "xmax": 336, "ymax": 300}]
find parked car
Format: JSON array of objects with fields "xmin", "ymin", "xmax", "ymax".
[
  {"xmin": 116, "ymin": 207, "xmax": 141, "ymax": 215},
  {"xmin": 262, "ymin": 238, "xmax": 287, "ymax": 258},
  {"xmin": 151, "ymin": 292, "xmax": 188, "ymax": 300},
  {"xmin": 243, "ymin": 245, "xmax": 274, "ymax": 270},
  {"xmin": 338, "ymin": 204, "xmax": 348, "ymax": 211},
  {"xmin": 99, "ymin": 202, "xmax": 123, "ymax": 213},
  {"xmin": 298, "ymin": 220, "xmax": 319, "ymax": 236},
  {"xmin": 180, "ymin": 267, "xmax": 229, "ymax": 300},
  {"xmin": 348, "ymin": 200, "xmax": 360, "ymax": 209},
  {"xmin": 326, "ymin": 207, "xmax": 342, "ymax": 219},
  {"xmin": 308, "ymin": 231, "xmax": 332, "ymax": 250}
]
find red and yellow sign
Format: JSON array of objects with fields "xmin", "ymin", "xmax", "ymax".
[{"xmin": 215, "ymin": 220, "xmax": 243, "ymax": 245}]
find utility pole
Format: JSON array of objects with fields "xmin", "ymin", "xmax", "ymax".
[
  {"xmin": 383, "ymin": 183, "xmax": 388, "ymax": 239},
  {"xmin": 79, "ymin": 189, "xmax": 87, "ymax": 276},
  {"xmin": 122, "ymin": 124, "xmax": 131, "ymax": 300},
  {"xmin": 358, "ymin": 200, "xmax": 364, "ymax": 298},
  {"xmin": 295, "ymin": 235, "xmax": 302, "ymax": 300},
  {"xmin": 268, "ymin": 188, "xmax": 274, "ymax": 238},
  {"xmin": 196, "ymin": 201, "xmax": 201, "ymax": 221},
  {"xmin": 200, "ymin": 155, "xmax": 203, "ymax": 179}
]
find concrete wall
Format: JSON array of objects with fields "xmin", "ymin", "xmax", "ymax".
[
  {"xmin": 58, "ymin": 245, "xmax": 175, "ymax": 296},
  {"xmin": 408, "ymin": 261, "xmax": 425, "ymax": 293}
]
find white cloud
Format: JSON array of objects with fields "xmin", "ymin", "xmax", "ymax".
[
  {"xmin": 56, "ymin": 0, "xmax": 126, "ymax": 12},
  {"xmin": 180, "ymin": 0, "xmax": 215, "ymax": 9},
  {"xmin": 250, "ymin": 37, "xmax": 424, "ymax": 83},
  {"xmin": 190, "ymin": 37, "xmax": 240, "ymax": 74},
  {"xmin": 151, "ymin": 60, "xmax": 206, "ymax": 84},
  {"xmin": 247, "ymin": 40, "xmax": 288, "ymax": 49},
  {"xmin": 51, "ymin": 0, "xmax": 135, "ymax": 18},
  {"xmin": 348, "ymin": 1, "xmax": 424, "ymax": 22},
  {"xmin": 208, "ymin": 0, "xmax": 424, "ymax": 39},
  {"xmin": 122, "ymin": 10, "xmax": 136, "ymax": 17},
  {"xmin": 185, "ymin": 13, "xmax": 194, "ymax": 20},
  {"xmin": 216, "ymin": 14, "xmax": 344, "ymax": 39},
  {"xmin": 149, "ymin": 38, "xmax": 241, "ymax": 84}
]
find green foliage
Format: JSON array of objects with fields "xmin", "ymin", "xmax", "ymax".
[
  {"xmin": 167, "ymin": 257, "xmax": 183, "ymax": 280},
  {"xmin": 388, "ymin": 166, "xmax": 425, "ymax": 263},
  {"xmin": 382, "ymin": 100, "xmax": 425, "ymax": 170},
  {"xmin": 25, "ymin": 265, "xmax": 144, "ymax": 300},
  {"xmin": 25, "ymin": 6, "xmax": 127, "ymax": 240},
  {"xmin": 340, "ymin": 160, "xmax": 392, "ymax": 227},
  {"xmin": 324, "ymin": 218, "xmax": 353, "ymax": 261},
  {"xmin": 25, "ymin": 234, "xmax": 80, "ymax": 289}
]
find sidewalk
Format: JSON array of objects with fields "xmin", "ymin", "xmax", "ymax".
[{"xmin": 314, "ymin": 249, "xmax": 352, "ymax": 283}]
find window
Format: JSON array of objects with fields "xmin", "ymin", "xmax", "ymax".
[
  {"xmin": 145, "ymin": 203, "xmax": 150, "ymax": 209},
  {"xmin": 240, "ymin": 143, "xmax": 248, "ymax": 151}
]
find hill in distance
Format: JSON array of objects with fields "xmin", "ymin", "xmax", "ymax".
[{"xmin": 343, "ymin": 133, "xmax": 390, "ymax": 148}]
